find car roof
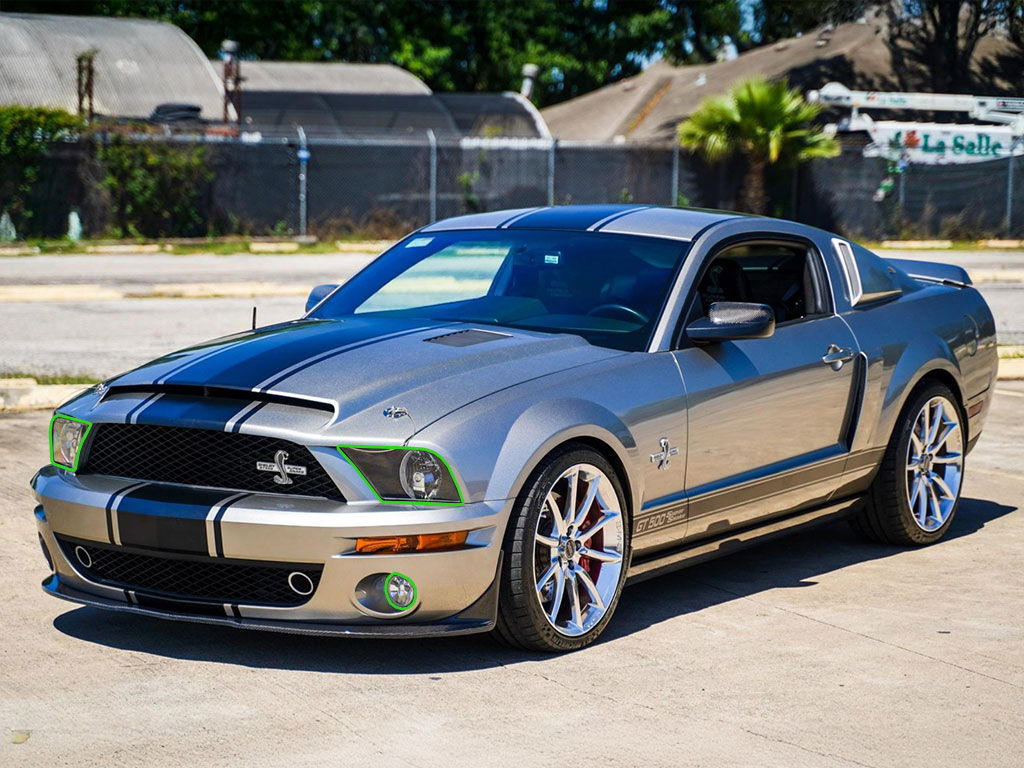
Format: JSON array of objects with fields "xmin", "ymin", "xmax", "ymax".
[{"xmin": 418, "ymin": 204, "xmax": 753, "ymax": 242}]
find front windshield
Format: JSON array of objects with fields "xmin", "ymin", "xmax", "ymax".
[{"xmin": 311, "ymin": 229, "xmax": 690, "ymax": 351}]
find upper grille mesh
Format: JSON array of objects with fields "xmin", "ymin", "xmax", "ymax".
[{"xmin": 81, "ymin": 423, "xmax": 342, "ymax": 499}]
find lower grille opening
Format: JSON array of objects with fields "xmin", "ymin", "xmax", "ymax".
[{"xmin": 58, "ymin": 536, "xmax": 323, "ymax": 607}]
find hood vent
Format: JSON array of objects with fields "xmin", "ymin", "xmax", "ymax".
[{"xmin": 424, "ymin": 329, "xmax": 511, "ymax": 347}]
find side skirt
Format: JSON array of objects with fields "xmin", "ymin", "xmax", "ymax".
[{"xmin": 625, "ymin": 494, "xmax": 863, "ymax": 585}]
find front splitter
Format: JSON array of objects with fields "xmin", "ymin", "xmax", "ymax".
[{"xmin": 41, "ymin": 558, "xmax": 500, "ymax": 639}]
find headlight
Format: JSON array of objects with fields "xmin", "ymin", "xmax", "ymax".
[
  {"xmin": 338, "ymin": 445, "xmax": 463, "ymax": 505},
  {"xmin": 49, "ymin": 414, "xmax": 93, "ymax": 471}
]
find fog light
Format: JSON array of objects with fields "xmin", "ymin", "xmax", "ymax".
[{"xmin": 385, "ymin": 572, "xmax": 417, "ymax": 611}]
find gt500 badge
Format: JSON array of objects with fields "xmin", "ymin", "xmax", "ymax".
[
  {"xmin": 256, "ymin": 450, "xmax": 307, "ymax": 485},
  {"xmin": 635, "ymin": 508, "xmax": 686, "ymax": 535}
]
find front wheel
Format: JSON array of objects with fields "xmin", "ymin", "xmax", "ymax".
[
  {"xmin": 493, "ymin": 445, "xmax": 629, "ymax": 652},
  {"xmin": 853, "ymin": 383, "xmax": 965, "ymax": 545}
]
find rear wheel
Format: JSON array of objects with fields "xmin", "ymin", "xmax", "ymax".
[
  {"xmin": 493, "ymin": 445, "xmax": 629, "ymax": 652},
  {"xmin": 853, "ymin": 383, "xmax": 965, "ymax": 545}
]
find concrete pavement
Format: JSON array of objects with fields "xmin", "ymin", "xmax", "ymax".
[{"xmin": 0, "ymin": 386, "xmax": 1022, "ymax": 767}]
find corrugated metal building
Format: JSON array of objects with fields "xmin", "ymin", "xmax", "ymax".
[
  {"xmin": 0, "ymin": 12, "xmax": 227, "ymax": 120},
  {"xmin": 0, "ymin": 12, "xmax": 549, "ymax": 138}
]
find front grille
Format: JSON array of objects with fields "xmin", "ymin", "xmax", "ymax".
[
  {"xmin": 58, "ymin": 537, "xmax": 322, "ymax": 606},
  {"xmin": 81, "ymin": 423, "xmax": 342, "ymax": 499}
]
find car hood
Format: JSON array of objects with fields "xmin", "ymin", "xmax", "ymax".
[{"xmin": 104, "ymin": 317, "xmax": 623, "ymax": 439}]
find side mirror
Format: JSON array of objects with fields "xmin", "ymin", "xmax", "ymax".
[
  {"xmin": 305, "ymin": 284, "xmax": 338, "ymax": 313},
  {"xmin": 686, "ymin": 301, "xmax": 775, "ymax": 343}
]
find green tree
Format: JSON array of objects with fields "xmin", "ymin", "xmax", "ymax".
[
  {"xmin": 0, "ymin": 106, "xmax": 81, "ymax": 233},
  {"xmin": 98, "ymin": 134, "xmax": 212, "ymax": 237},
  {"xmin": 885, "ymin": 0, "xmax": 1012, "ymax": 93},
  {"xmin": 677, "ymin": 77, "xmax": 839, "ymax": 214}
]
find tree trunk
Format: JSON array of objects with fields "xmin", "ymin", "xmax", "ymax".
[{"xmin": 739, "ymin": 154, "xmax": 767, "ymax": 214}]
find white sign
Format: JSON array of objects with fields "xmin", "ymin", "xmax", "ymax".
[{"xmin": 863, "ymin": 121, "xmax": 1023, "ymax": 164}]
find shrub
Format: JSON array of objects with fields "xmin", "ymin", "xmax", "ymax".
[
  {"xmin": 97, "ymin": 134, "xmax": 212, "ymax": 238},
  {"xmin": 0, "ymin": 106, "xmax": 81, "ymax": 233}
]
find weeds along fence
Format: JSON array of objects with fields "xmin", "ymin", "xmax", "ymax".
[{"xmin": 20, "ymin": 132, "xmax": 1024, "ymax": 240}]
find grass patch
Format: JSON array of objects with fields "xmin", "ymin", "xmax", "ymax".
[{"xmin": 0, "ymin": 371, "xmax": 99, "ymax": 385}]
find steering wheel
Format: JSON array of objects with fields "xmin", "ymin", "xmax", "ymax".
[{"xmin": 587, "ymin": 303, "xmax": 650, "ymax": 324}]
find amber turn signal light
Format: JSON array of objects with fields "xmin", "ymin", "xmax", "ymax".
[{"xmin": 355, "ymin": 531, "xmax": 469, "ymax": 554}]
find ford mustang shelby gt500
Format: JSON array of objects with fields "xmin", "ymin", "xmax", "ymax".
[{"xmin": 34, "ymin": 205, "xmax": 997, "ymax": 651}]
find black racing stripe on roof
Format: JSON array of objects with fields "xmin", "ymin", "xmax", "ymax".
[{"xmin": 504, "ymin": 205, "xmax": 647, "ymax": 231}]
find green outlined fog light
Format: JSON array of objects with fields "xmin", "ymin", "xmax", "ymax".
[{"xmin": 385, "ymin": 572, "xmax": 417, "ymax": 610}]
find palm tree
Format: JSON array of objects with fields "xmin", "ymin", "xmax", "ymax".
[{"xmin": 678, "ymin": 77, "xmax": 839, "ymax": 214}]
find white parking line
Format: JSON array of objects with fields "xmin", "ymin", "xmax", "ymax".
[{"xmin": 995, "ymin": 389, "xmax": 1024, "ymax": 398}]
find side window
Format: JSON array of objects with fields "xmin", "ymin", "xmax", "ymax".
[{"xmin": 695, "ymin": 242, "xmax": 824, "ymax": 324}]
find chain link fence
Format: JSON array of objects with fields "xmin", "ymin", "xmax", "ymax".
[{"xmin": 17, "ymin": 133, "xmax": 1024, "ymax": 240}]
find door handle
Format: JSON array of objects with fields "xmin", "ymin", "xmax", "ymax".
[{"xmin": 822, "ymin": 344, "xmax": 854, "ymax": 370}]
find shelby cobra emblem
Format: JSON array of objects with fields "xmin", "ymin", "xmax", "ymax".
[
  {"xmin": 255, "ymin": 450, "xmax": 307, "ymax": 485},
  {"xmin": 35, "ymin": 205, "xmax": 997, "ymax": 653}
]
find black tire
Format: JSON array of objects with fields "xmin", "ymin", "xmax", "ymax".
[
  {"xmin": 493, "ymin": 444, "xmax": 630, "ymax": 652},
  {"xmin": 852, "ymin": 382, "xmax": 965, "ymax": 546}
]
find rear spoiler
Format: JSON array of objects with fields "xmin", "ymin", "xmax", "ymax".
[{"xmin": 885, "ymin": 258, "xmax": 972, "ymax": 288}]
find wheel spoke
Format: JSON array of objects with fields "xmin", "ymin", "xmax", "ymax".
[
  {"xmin": 546, "ymin": 493, "xmax": 566, "ymax": 536},
  {"xmin": 928, "ymin": 482, "xmax": 943, "ymax": 523},
  {"xmin": 576, "ymin": 567, "xmax": 604, "ymax": 611},
  {"xmin": 536, "ymin": 561, "xmax": 559, "ymax": 593},
  {"xmin": 547, "ymin": 568, "xmax": 566, "ymax": 623},
  {"xmin": 567, "ymin": 571, "xmax": 583, "ymax": 628},
  {"xmin": 909, "ymin": 476, "xmax": 924, "ymax": 508},
  {"xmin": 927, "ymin": 401, "xmax": 944, "ymax": 446},
  {"xmin": 919, "ymin": 407, "xmax": 930, "ymax": 446},
  {"xmin": 931, "ymin": 452, "xmax": 962, "ymax": 465},
  {"xmin": 909, "ymin": 430, "xmax": 924, "ymax": 456},
  {"xmin": 580, "ymin": 546, "xmax": 622, "ymax": 564},
  {"xmin": 931, "ymin": 421, "xmax": 957, "ymax": 454},
  {"xmin": 579, "ymin": 511, "xmax": 620, "ymax": 540},
  {"xmin": 916, "ymin": 477, "xmax": 929, "ymax": 524},
  {"xmin": 930, "ymin": 472, "xmax": 955, "ymax": 500},
  {"xmin": 565, "ymin": 470, "xmax": 579, "ymax": 529},
  {"xmin": 536, "ymin": 533, "xmax": 559, "ymax": 549},
  {"xmin": 574, "ymin": 474, "xmax": 600, "ymax": 527}
]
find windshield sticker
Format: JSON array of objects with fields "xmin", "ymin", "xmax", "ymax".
[
  {"xmin": 544, "ymin": 253, "xmax": 560, "ymax": 265},
  {"xmin": 406, "ymin": 237, "xmax": 434, "ymax": 248}
]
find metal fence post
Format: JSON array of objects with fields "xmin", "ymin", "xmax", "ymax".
[
  {"xmin": 1007, "ymin": 144, "xmax": 1017, "ymax": 236},
  {"xmin": 547, "ymin": 139, "xmax": 556, "ymax": 206},
  {"xmin": 426, "ymin": 129, "xmax": 437, "ymax": 223},
  {"xmin": 671, "ymin": 140, "xmax": 679, "ymax": 206},
  {"xmin": 296, "ymin": 125, "xmax": 308, "ymax": 237}
]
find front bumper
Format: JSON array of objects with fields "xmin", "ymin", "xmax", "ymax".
[{"xmin": 33, "ymin": 466, "xmax": 512, "ymax": 637}]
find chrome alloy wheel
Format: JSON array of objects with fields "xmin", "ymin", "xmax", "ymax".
[
  {"xmin": 533, "ymin": 463, "xmax": 625, "ymax": 637},
  {"xmin": 906, "ymin": 395, "xmax": 964, "ymax": 532}
]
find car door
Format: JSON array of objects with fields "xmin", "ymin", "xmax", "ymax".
[{"xmin": 671, "ymin": 237, "xmax": 861, "ymax": 538}]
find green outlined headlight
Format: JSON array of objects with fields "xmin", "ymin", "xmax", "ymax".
[
  {"xmin": 49, "ymin": 414, "xmax": 93, "ymax": 472},
  {"xmin": 338, "ymin": 445, "xmax": 463, "ymax": 505}
]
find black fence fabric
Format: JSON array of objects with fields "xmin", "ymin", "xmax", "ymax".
[{"xmin": 22, "ymin": 136, "xmax": 1024, "ymax": 240}]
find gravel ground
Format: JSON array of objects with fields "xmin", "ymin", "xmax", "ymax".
[{"xmin": 1, "ymin": 385, "xmax": 1022, "ymax": 766}]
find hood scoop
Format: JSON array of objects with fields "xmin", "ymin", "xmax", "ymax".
[{"xmin": 424, "ymin": 328, "xmax": 512, "ymax": 347}]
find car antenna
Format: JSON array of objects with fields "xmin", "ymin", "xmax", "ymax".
[{"xmin": 252, "ymin": 305, "xmax": 257, "ymax": 330}]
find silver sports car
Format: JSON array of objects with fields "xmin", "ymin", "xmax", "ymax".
[{"xmin": 34, "ymin": 205, "xmax": 998, "ymax": 651}]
